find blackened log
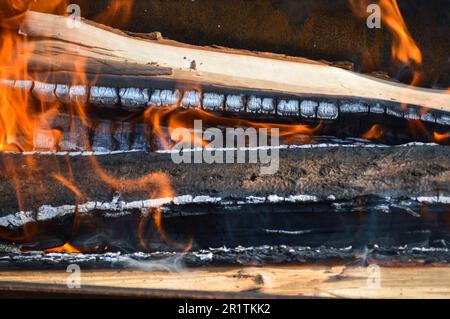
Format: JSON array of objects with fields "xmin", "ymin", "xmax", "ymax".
[{"xmin": 0, "ymin": 145, "xmax": 449, "ymax": 214}]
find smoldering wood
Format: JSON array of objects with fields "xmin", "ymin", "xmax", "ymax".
[
  {"xmin": 1, "ymin": 195, "xmax": 449, "ymax": 256},
  {"xmin": 1, "ymin": 245, "xmax": 450, "ymax": 270},
  {"xmin": 9, "ymin": 11, "xmax": 450, "ymax": 112},
  {"xmin": 0, "ymin": 146, "xmax": 448, "ymax": 214},
  {"xmin": 7, "ymin": 77, "xmax": 450, "ymax": 126}
]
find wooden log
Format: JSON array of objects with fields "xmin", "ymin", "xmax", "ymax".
[
  {"xmin": 1, "ymin": 265, "xmax": 450, "ymax": 298},
  {"xmin": 0, "ymin": 145, "xmax": 448, "ymax": 214},
  {"xmin": 12, "ymin": 11, "xmax": 450, "ymax": 112}
]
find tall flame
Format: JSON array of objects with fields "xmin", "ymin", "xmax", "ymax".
[{"xmin": 349, "ymin": 0, "xmax": 422, "ymax": 85}]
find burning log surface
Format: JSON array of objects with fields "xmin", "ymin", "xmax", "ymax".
[
  {"xmin": 6, "ymin": 11, "xmax": 450, "ymax": 111},
  {"xmin": 0, "ymin": 146, "xmax": 449, "ymax": 264},
  {"xmin": 0, "ymin": 9, "xmax": 450, "ymax": 270},
  {"xmin": 0, "ymin": 146, "xmax": 449, "ymax": 213}
]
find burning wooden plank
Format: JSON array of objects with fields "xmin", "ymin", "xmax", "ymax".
[
  {"xmin": 0, "ymin": 146, "xmax": 448, "ymax": 210},
  {"xmin": 9, "ymin": 11, "xmax": 449, "ymax": 113},
  {"xmin": 0, "ymin": 7, "xmax": 448, "ymax": 266}
]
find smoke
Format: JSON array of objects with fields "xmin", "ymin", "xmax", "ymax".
[{"xmin": 120, "ymin": 255, "xmax": 186, "ymax": 272}]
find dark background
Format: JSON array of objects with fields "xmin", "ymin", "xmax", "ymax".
[{"xmin": 15, "ymin": 0, "xmax": 450, "ymax": 88}]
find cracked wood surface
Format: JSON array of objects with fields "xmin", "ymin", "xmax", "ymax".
[
  {"xmin": 0, "ymin": 146, "xmax": 449, "ymax": 214},
  {"xmin": 9, "ymin": 11, "xmax": 450, "ymax": 111},
  {"xmin": 1, "ymin": 265, "xmax": 450, "ymax": 298}
]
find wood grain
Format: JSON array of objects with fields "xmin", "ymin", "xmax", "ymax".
[
  {"xmin": 1, "ymin": 265, "xmax": 450, "ymax": 298},
  {"xmin": 17, "ymin": 11, "xmax": 450, "ymax": 111}
]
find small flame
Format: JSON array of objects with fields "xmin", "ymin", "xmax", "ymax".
[
  {"xmin": 362, "ymin": 124, "xmax": 384, "ymax": 140},
  {"xmin": 44, "ymin": 242, "xmax": 80, "ymax": 253},
  {"xmin": 433, "ymin": 132, "xmax": 450, "ymax": 143}
]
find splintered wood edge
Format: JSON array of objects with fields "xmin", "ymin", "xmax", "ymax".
[
  {"xmin": 1, "ymin": 265, "xmax": 450, "ymax": 298},
  {"xmin": 20, "ymin": 11, "xmax": 450, "ymax": 111}
]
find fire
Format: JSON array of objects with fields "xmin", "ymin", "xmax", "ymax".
[
  {"xmin": 44, "ymin": 242, "xmax": 80, "ymax": 253},
  {"xmin": 362, "ymin": 124, "xmax": 384, "ymax": 140},
  {"xmin": 94, "ymin": 0, "xmax": 135, "ymax": 28},
  {"xmin": 144, "ymin": 105, "xmax": 320, "ymax": 150},
  {"xmin": 434, "ymin": 132, "xmax": 450, "ymax": 143},
  {"xmin": 0, "ymin": 1, "xmax": 182, "ymax": 253},
  {"xmin": 349, "ymin": 0, "xmax": 422, "ymax": 85}
]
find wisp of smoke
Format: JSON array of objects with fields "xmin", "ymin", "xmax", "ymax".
[{"xmin": 120, "ymin": 255, "xmax": 186, "ymax": 272}]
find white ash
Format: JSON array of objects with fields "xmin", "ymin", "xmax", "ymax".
[
  {"xmin": 149, "ymin": 89, "xmax": 162, "ymax": 106},
  {"xmin": 267, "ymin": 194, "xmax": 318, "ymax": 203},
  {"xmin": 386, "ymin": 105, "xmax": 404, "ymax": 118},
  {"xmin": 181, "ymin": 90, "xmax": 201, "ymax": 108},
  {"xmin": 261, "ymin": 98, "xmax": 275, "ymax": 113},
  {"xmin": 0, "ymin": 211, "xmax": 34, "ymax": 228},
  {"xmin": 246, "ymin": 96, "xmax": 275, "ymax": 114},
  {"xmin": 32, "ymin": 81, "xmax": 57, "ymax": 102},
  {"xmin": 0, "ymin": 79, "xmax": 15, "ymax": 87},
  {"xmin": 420, "ymin": 112, "xmax": 436, "ymax": 123},
  {"xmin": 300, "ymin": 100, "xmax": 317, "ymax": 118},
  {"xmin": 415, "ymin": 196, "xmax": 450, "ymax": 204},
  {"xmin": 285, "ymin": 195, "xmax": 318, "ymax": 202},
  {"xmin": 317, "ymin": 102, "xmax": 338, "ymax": 119},
  {"xmin": 89, "ymin": 86, "xmax": 119, "ymax": 105},
  {"xmin": 173, "ymin": 195, "xmax": 194, "ymax": 205},
  {"xmin": 277, "ymin": 99, "xmax": 299, "ymax": 116},
  {"xmin": 369, "ymin": 103, "xmax": 385, "ymax": 114},
  {"xmin": 244, "ymin": 196, "xmax": 266, "ymax": 204},
  {"xmin": 202, "ymin": 93, "xmax": 224, "ymax": 111},
  {"xmin": 149, "ymin": 89, "xmax": 180, "ymax": 106},
  {"xmin": 0, "ymin": 194, "xmax": 323, "ymax": 229},
  {"xmin": 141, "ymin": 197, "xmax": 173, "ymax": 208},
  {"xmin": 0, "ymin": 243, "xmax": 21, "ymax": 254},
  {"xmin": 37, "ymin": 205, "xmax": 76, "ymax": 221},
  {"xmin": 225, "ymin": 94, "xmax": 245, "ymax": 112},
  {"xmin": 264, "ymin": 229, "xmax": 313, "ymax": 235},
  {"xmin": 246, "ymin": 96, "xmax": 262, "ymax": 113},
  {"xmin": 119, "ymin": 87, "xmax": 150, "ymax": 107},
  {"xmin": 55, "ymin": 84, "xmax": 70, "ymax": 103},
  {"xmin": 339, "ymin": 103, "xmax": 369, "ymax": 113},
  {"xmin": 160, "ymin": 89, "xmax": 181, "ymax": 106},
  {"xmin": 437, "ymin": 114, "xmax": 450, "ymax": 126},
  {"xmin": 404, "ymin": 107, "xmax": 420, "ymax": 120},
  {"xmin": 192, "ymin": 196, "xmax": 222, "ymax": 203},
  {"xmin": 267, "ymin": 195, "xmax": 285, "ymax": 203},
  {"xmin": 69, "ymin": 85, "xmax": 88, "ymax": 104},
  {"xmin": 13, "ymin": 80, "xmax": 33, "ymax": 91}
]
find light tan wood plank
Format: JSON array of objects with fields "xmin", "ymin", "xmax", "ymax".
[
  {"xmin": 18, "ymin": 11, "xmax": 450, "ymax": 111},
  {"xmin": 1, "ymin": 265, "xmax": 450, "ymax": 298}
]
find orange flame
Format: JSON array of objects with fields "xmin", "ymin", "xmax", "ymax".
[
  {"xmin": 362, "ymin": 124, "xmax": 384, "ymax": 140},
  {"xmin": 145, "ymin": 105, "xmax": 320, "ymax": 150},
  {"xmin": 349, "ymin": 0, "xmax": 422, "ymax": 85},
  {"xmin": 433, "ymin": 132, "xmax": 450, "ymax": 143},
  {"xmin": 44, "ymin": 242, "xmax": 80, "ymax": 253},
  {"xmin": 94, "ymin": 0, "xmax": 135, "ymax": 28}
]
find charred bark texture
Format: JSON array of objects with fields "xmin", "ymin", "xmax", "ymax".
[{"xmin": 0, "ymin": 145, "xmax": 449, "ymax": 214}]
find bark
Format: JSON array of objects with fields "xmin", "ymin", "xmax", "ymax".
[{"xmin": 0, "ymin": 145, "xmax": 449, "ymax": 214}]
